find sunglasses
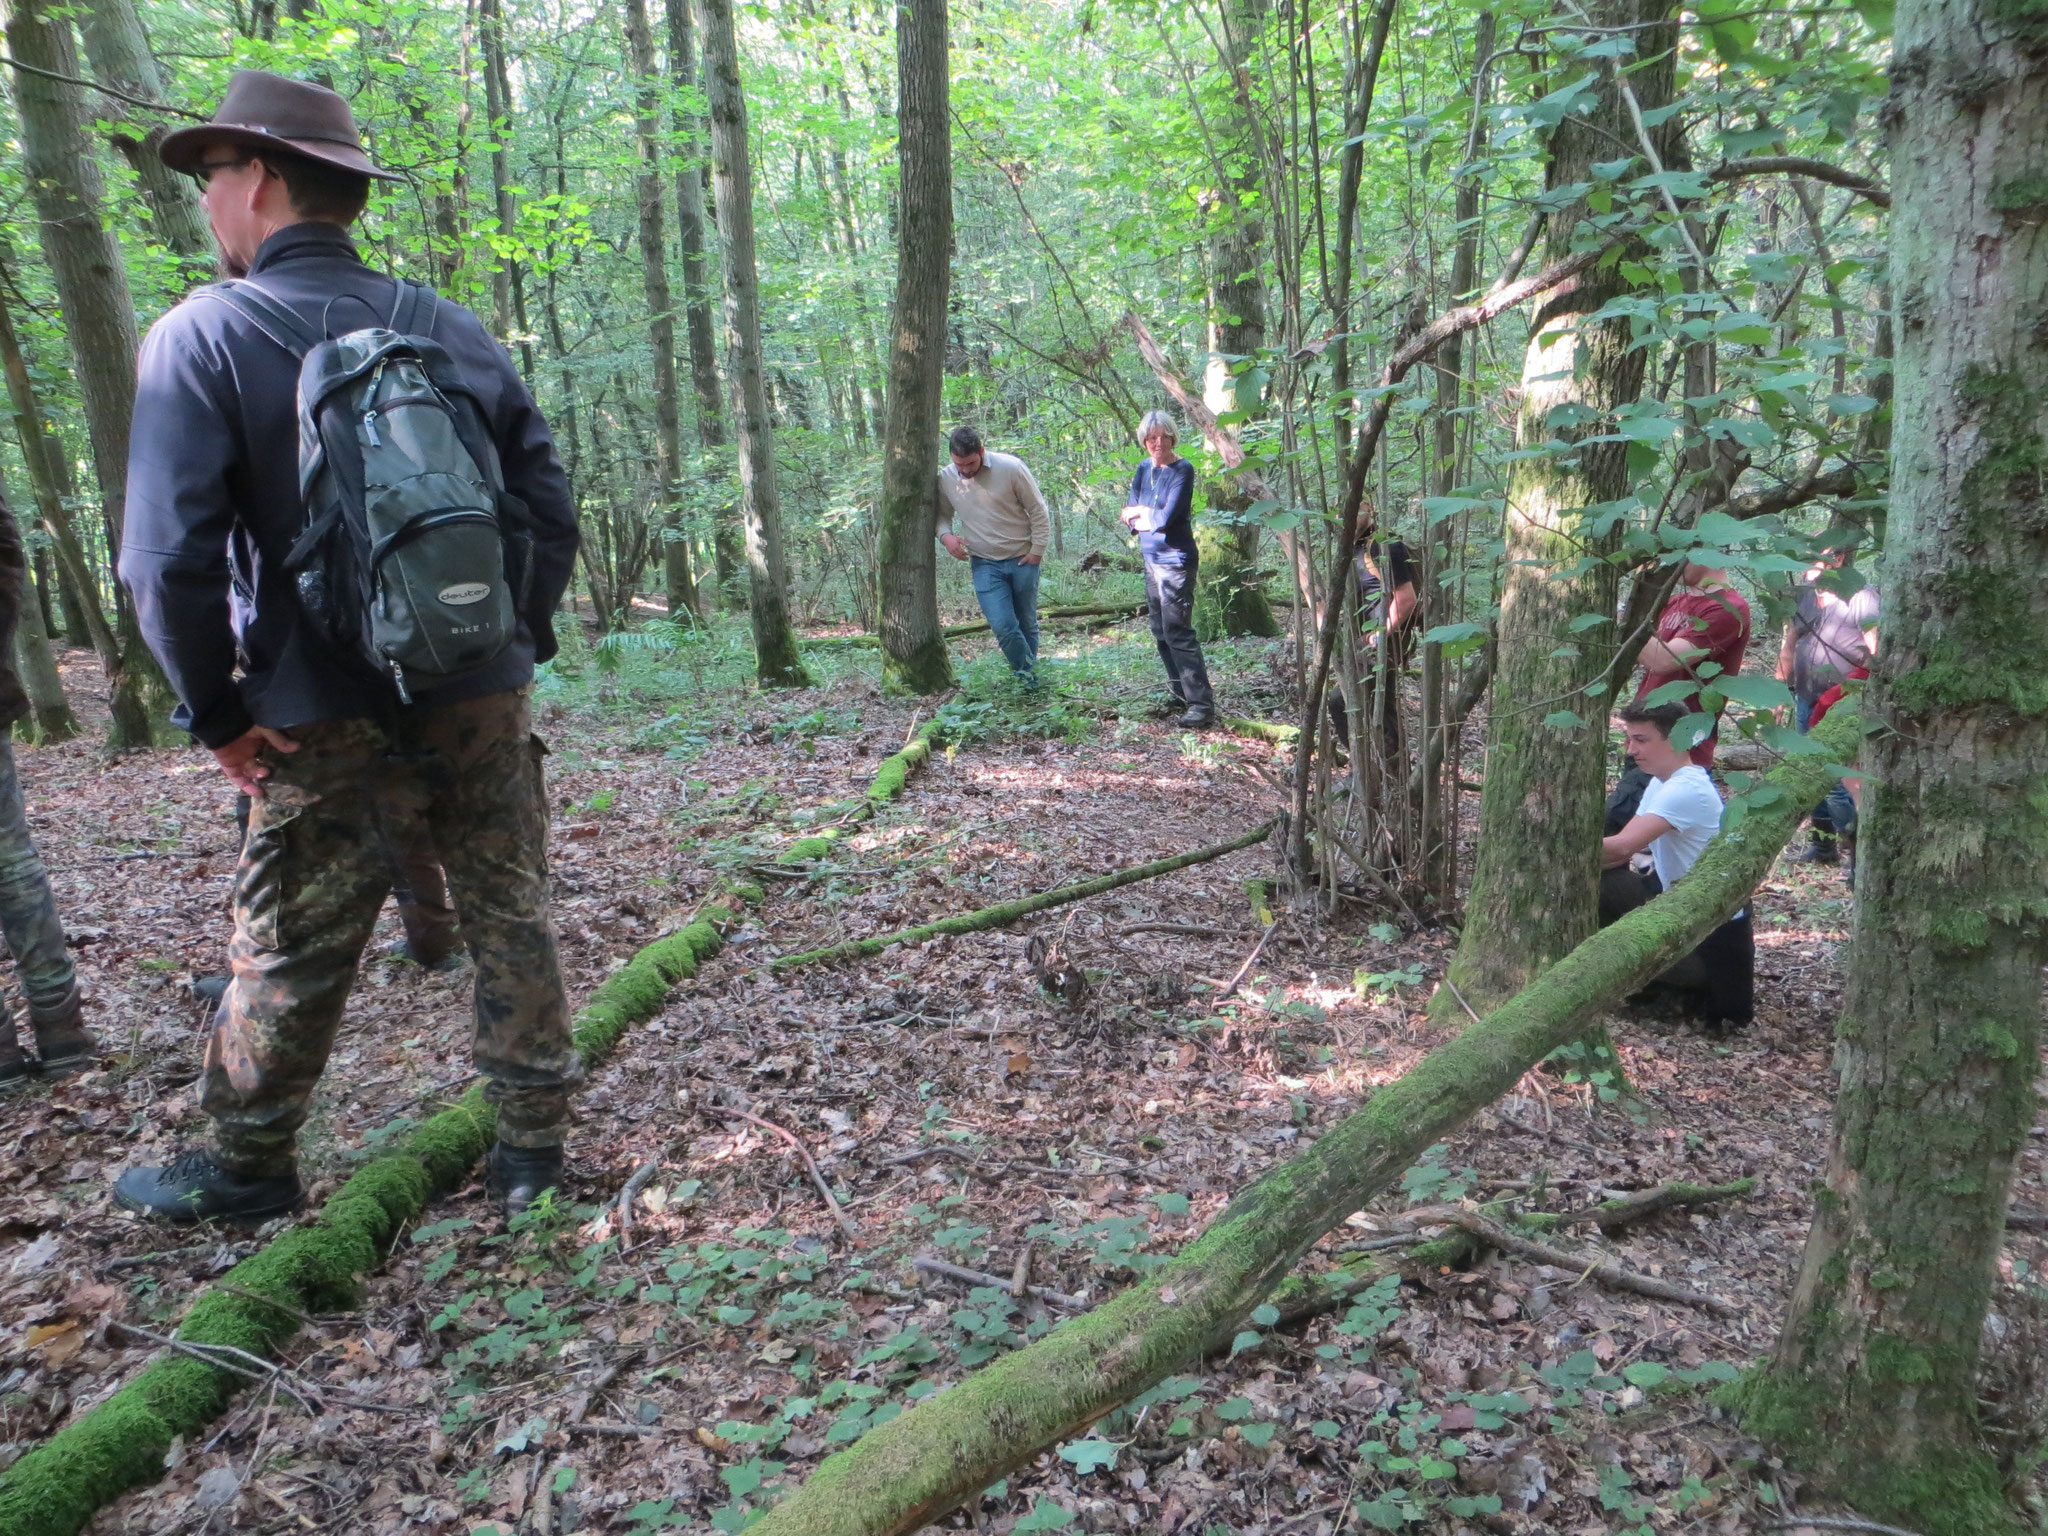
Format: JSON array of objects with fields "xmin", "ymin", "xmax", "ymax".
[{"xmin": 192, "ymin": 156, "xmax": 253, "ymax": 186}]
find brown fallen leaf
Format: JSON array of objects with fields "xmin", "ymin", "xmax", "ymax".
[
  {"xmin": 1005, "ymin": 1051, "xmax": 1032, "ymax": 1077},
  {"xmin": 27, "ymin": 1317, "xmax": 85, "ymax": 1365}
]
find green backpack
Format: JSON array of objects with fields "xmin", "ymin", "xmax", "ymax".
[{"xmin": 202, "ymin": 277, "xmax": 534, "ymax": 703}]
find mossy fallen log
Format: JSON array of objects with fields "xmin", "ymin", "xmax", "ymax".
[
  {"xmin": 747, "ymin": 713, "xmax": 1861, "ymax": 1536},
  {"xmin": 0, "ymin": 719, "xmax": 949, "ymax": 1536},
  {"xmin": 770, "ymin": 821, "xmax": 1276, "ymax": 971},
  {"xmin": 1223, "ymin": 717, "xmax": 1299, "ymax": 745}
]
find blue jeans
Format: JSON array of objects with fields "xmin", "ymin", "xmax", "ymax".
[
  {"xmin": 969, "ymin": 556, "xmax": 1041, "ymax": 681},
  {"xmin": 1793, "ymin": 696, "xmax": 1857, "ymax": 834}
]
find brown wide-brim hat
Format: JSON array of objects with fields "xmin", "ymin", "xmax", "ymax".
[{"xmin": 160, "ymin": 70, "xmax": 402, "ymax": 183}]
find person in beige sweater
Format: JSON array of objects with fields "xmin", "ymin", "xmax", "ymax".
[{"xmin": 935, "ymin": 426, "xmax": 1051, "ymax": 683}]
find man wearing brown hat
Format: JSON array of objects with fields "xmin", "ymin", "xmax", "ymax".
[{"xmin": 114, "ymin": 73, "xmax": 583, "ymax": 1224}]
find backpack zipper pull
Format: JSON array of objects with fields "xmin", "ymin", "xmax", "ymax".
[
  {"xmin": 389, "ymin": 659, "xmax": 413, "ymax": 705},
  {"xmin": 363, "ymin": 409, "xmax": 381, "ymax": 447}
]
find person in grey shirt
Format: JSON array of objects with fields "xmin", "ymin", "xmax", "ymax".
[
  {"xmin": 935, "ymin": 426, "xmax": 1051, "ymax": 685},
  {"xmin": 1775, "ymin": 548, "xmax": 1880, "ymax": 865}
]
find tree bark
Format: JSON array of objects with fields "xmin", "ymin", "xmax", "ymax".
[
  {"xmin": 623, "ymin": 0, "xmax": 697, "ymax": 621},
  {"xmin": 1193, "ymin": 0, "xmax": 1280, "ymax": 640},
  {"xmin": 872, "ymin": 0, "xmax": 955, "ymax": 693},
  {"xmin": 0, "ymin": 267, "xmax": 124, "ymax": 682},
  {"xmin": 1, "ymin": 0, "xmax": 159, "ymax": 748},
  {"xmin": 8, "ymin": 565, "xmax": 78, "ymax": 743},
  {"xmin": 75, "ymin": 0, "xmax": 212, "ymax": 271},
  {"xmin": 1328, "ymin": 0, "xmax": 1398, "ymax": 457},
  {"xmin": 664, "ymin": 0, "xmax": 742, "ymax": 604},
  {"xmin": 476, "ymin": 0, "xmax": 534, "ymax": 378},
  {"xmin": 749, "ymin": 713, "xmax": 1861, "ymax": 1536},
  {"xmin": 698, "ymin": 0, "xmax": 809, "ymax": 686},
  {"xmin": 1741, "ymin": 3, "xmax": 2048, "ymax": 1529},
  {"xmin": 1434, "ymin": 0, "xmax": 1678, "ymax": 1016}
]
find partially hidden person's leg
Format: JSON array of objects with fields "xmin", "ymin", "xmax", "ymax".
[
  {"xmin": 1152, "ymin": 553, "xmax": 1213, "ymax": 723},
  {"xmin": 0, "ymin": 733, "xmax": 88, "ymax": 1085},
  {"xmin": 1598, "ymin": 864, "xmax": 1659, "ymax": 926},
  {"xmin": 970, "ymin": 557, "xmax": 1034, "ymax": 680},
  {"xmin": 373, "ymin": 793, "xmax": 462, "ymax": 968},
  {"xmin": 1603, "ymin": 761, "xmax": 1652, "ymax": 836},
  {"xmin": 417, "ymin": 690, "xmax": 583, "ymax": 1218},
  {"xmin": 1687, "ymin": 911, "xmax": 1756, "ymax": 1027},
  {"xmin": 115, "ymin": 720, "xmax": 393, "ymax": 1220},
  {"xmin": 1144, "ymin": 559, "xmax": 1186, "ymax": 709},
  {"xmin": 1010, "ymin": 558, "xmax": 1041, "ymax": 679}
]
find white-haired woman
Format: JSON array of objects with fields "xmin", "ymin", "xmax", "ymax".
[{"xmin": 1120, "ymin": 410, "xmax": 1213, "ymax": 727}]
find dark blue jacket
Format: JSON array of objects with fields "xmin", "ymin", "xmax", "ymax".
[
  {"xmin": 119, "ymin": 222, "xmax": 579, "ymax": 748},
  {"xmin": 1127, "ymin": 456, "xmax": 1197, "ymax": 563}
]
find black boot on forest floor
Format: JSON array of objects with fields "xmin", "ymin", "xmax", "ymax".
[
  {"xmin": 1174, "ymin": 707, "xmax": 1216, "ymax": 730},
  {"xmin": 1787, "ymin": 830, "xmax": 1840, "ymax": 865},
  {"xmin": 487, "ymin": 1142, "xmax": 565, "ymax": 1222},
  {"xmin": 113, "ymin": 1147, "xmax": 305, "ymax": 1224},
  {"xmin": 0, "ymin": 1012, "xmax": 29, "ymax": 1092},
  {"xmin": 29, "ymin": 984, "xmax": 98, "ymax": 1077}
]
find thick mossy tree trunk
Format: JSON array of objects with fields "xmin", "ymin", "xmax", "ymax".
[
  {"xmin": 665, "ymin": 0, "xmax": 743, "ymax": 605},
  {"xmin": 700, "ymin": 0, "xmax": 809, "ymax": 686},
  {"xmin": 1739, "ymin": 5, "xmax": 2048, "ymax": 1531},
  {"xmin": 1433, "ymin": 0, "xmax": 1677, "ymax": 1018},
  {"xmin": 1193, "ymin": 0, "xmax": 1280, "ymax": 641},
  {"xmin": 750, "ymin": 715, "xmax": 1860, "ymax": 1536},
  {"xmin": 2, "ymin": 0, "xmax": 162, "ymax": 750},
  {"xmin": 76, "ymin": 0, "xmax": 212, "ymax": 273},
  {"xmin": 623, "ymin": 0, "xmax": 697, "ymax": 621},
  {"xmin": 873, "ymin": 0, "xmax": 956, "ymax": 694}
]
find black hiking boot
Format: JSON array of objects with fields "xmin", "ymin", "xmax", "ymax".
[
  {"xmin": 1788, "ymin": 831, "xmax": 1840, "ymax": 865},
  {"xmin": 28, "ymin": 984, "xmax": 98, "ymax": 1077},
  {"xmin": 0, "ymin": 1011, "xmax": 29, "ymax": 1093},
  {"xmin": 487, "ymin": 1142, "xmax": 565, "ymax": 1223},
  {"xmin": 193, "ymin": 975, "xmax": 231, "ymax": 1007},
  {"xmin": 1174, "ymin": 707, "xmax": 1216, "ymax": 730},
  {"xmin": 113, "ymin": 1147, "xmax": 304, "ymax": 1224}
]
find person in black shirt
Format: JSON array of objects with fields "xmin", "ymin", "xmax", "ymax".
[
  {"xmin": 1329, "ymin": 538, "xmax": 1418, "ymax": 750},
  {"xmin": 1121, "ymin": 410, "xmax": 1214, "ymax": 727}
]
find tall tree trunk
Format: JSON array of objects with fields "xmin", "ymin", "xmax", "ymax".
[
  {"xmin": 1434, "ymin": 0, "xmax": 1677, "ymax": 1016},
  {"xmin": 1, "ymin": 0, "xmax": 159, "ymax": 749},
  {"xmin": 476, "ymin": 0, "xmax": 535, "ymax": 377},
  {"xmin": 699, "ymin": 0, "xmax": 809, "ymax": 687},
  {"xmin": 872, "ymin": 0, "xmax": 955, "ymax": 693},
  {"xmin": 1418, "ymin": 8, "xmax": 1493, "ymax": 901},
  {"xmin": 1739, "ymin": 3, "xmax": 2048, "ymax": 1529},
  {"xmin": 1328, "ymin": 0, "xmax": 1398, "ymax": 457},
  {"xmin": 0, "ymin": 274, "xmax": 123, "ymax": 687},
  {"xmin": 624, "ymin": 0, "xmax": 697, "ymax": 621},
  {"xmin": 3, "ymin": 489, "xmax": 78, "ymax": 744},
  {"xmin": 75, "ymin": 0, "xmax": 212, "ymax": 271},
  {"xmin": 664, "ymin": 0, "xmax": 742, "ymax": 604},
  {"xmin": 1193, "ymin": 0, "xmax": 1280, "ymax": 640}
]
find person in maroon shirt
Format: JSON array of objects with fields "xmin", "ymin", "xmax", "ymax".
[
  {"xmin": 1632, "ymin": 561, "xmax": 1752, "ymax": 766},
  {"xmin": 1604, "ymin": 561, "xmax": 1752, "ymax": 833}
]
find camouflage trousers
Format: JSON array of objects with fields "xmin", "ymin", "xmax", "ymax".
[
  {"xmin": 0, "ymin": 733, "xmax": 76, "ymax": 1015},
  {"xmin": 233, "ymin": 794, "xmax": 459, "ymax": 965},
  {"xmin": 202, "ymin": 690, "xmax": 581, "ymax": 1173}
]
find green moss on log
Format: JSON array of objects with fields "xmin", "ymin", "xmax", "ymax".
[
  {"xmin": 0, "ymin": 883, "xmax": 767, "ymax": 1536},
  {"xmin": 746, "ymin": 714, "xmax": 1863, "ymax": 1536},
  {"xmin": 772, "ymin": 822, "xmax": 1275, "ymax": 971},
  {"xmin": 1223, "ymin": 717, "xmax": 1298, "ymax": 745}
]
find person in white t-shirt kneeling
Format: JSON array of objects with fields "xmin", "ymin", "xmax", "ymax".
[{"xmin": 1597, "ymin": 701, "xmax": 1755, "ymax": 1028}]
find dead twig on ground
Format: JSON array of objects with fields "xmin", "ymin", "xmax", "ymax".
[
  {"xmin": 724, "ymin": 1109, "xmax": 860, "ymax": 1239},
  {"xmin": 1764, "ymin": 1516, "xmax": 1932, "ymax": 1536},
  {"xmin": 1420, "ymin": 1211, "xmax": 1739, "ymax": 1314},
  {"xmin": 913, "ymin": 1255, "xmax": 1086, "ymax": 1311},
  {"xmin": 616, "ymin": 1158, "xmax": 660, "ymax": 1245},
  {"xmin": 1215, "ymin": 919, "xmax": 1283, "ymax": 1004}
]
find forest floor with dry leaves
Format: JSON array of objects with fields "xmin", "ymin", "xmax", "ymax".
[{"xmin": 2, "ymin": 621, "xmax": 2045, "ymax": 1536}]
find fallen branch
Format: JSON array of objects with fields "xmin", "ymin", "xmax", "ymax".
[
  {"xmin": 745, "ymin": 711, "xmax": 1860, "ymax": 1536},
  {"xmin": 616, "ymin": 1159, "xmax": 661, "ymax": 1245},
  {"xmin": 770, "ymin": 821, "xmax": 1276, "ymax": 971},
  {"xmin": 1762, "ymin": 1517, "xmax": 1932, "ymax": 1536},
  {"xmin": 723, "ymin": 1109, "xmax": 860, "ymax": 1240},
  {"xmin": 1555, "ymin": 1178, "xmax": 1754, "ymax": 1233},
  {"xmin": 1421, "ymin": 1211, "xmax": 1737, "ymax": 1314},
  {"xmin": 0, "ymin": 708, "xmax": 957, "ymax": 1536},
  {"xmin": 913, "ymin": 1256, "xmax": 1087, "ymax": 1312}
]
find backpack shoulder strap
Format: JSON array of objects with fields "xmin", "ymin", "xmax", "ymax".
[
  {"xmin": 388, "ymin": 278, "xmax": 439, "ymax": 339},
  {"xmin": 195, "ymin": 278, "xmax": 323, "ymax": 359}
]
